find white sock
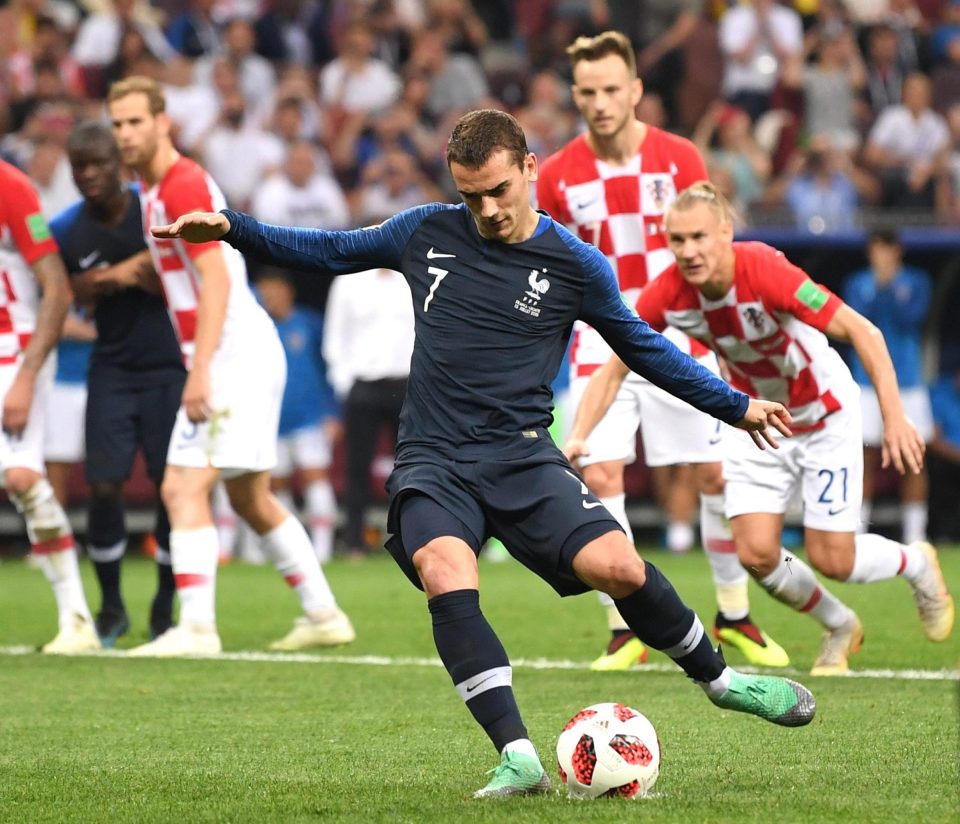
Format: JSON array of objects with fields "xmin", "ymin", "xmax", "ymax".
[
  {"xmin": 666, "ymin": 520, "xmax": 694, "ymax": 553},
  {"xmin": 304, "ymin": 480, "xmax": 336, "ymax": 564},
  {"xmin": 858, "ymin": 500, "xmax": 872, "ymax": 534},
  {"xmin": 700, "ymin": 493, "xmax": 749, "ymax": 621},
  {"xmin": 850, "ymin": 533, "xmax": 926, "ymax": 583},
  {"xmin": 260, "ymin": 515, "xmax": 337, "ymax": 615},
  {"xmin": 596, "ymin": 493, "xmax": 632, "ymax": 625},
  {"xmin": 700, "ymin": 665, "xmax": 733, "ymax": 700},
  {"xmin": 759, "ymin": 549, "xmax": 851, "ymax": 630},
  {"xmin": 12, "ymin": 479, "xmax": 91, "ymax": 627},
  {"xmin": 502, "ymin": 738, "xmax": 539, "ymax": 761},
  {"xmin": 170, "ymin": 526, "xmax": 219, "ymax": 629},
  {"xmin": 38, "ymin": 547, "xmax": 92, "ymax": 628},
  {"xmin": 902, "ymin": 501, "xmax": 928, "ymax": 545},
  {"xmin": 211, "ymin": 483, "xmax": 238, "ymax": 558}
]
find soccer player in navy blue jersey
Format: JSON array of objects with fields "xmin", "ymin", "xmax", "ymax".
[
  {"xmin": 153, "ymin": 109, "xmax": 816, "ymax": 797},
  {"xmin": 51, "ymin": 121, "xmax": 186, "ymax": 644}
]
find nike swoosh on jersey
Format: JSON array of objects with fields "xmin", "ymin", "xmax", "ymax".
[
  {"xmin": 828, "ymin": 506, "xmax": 848, "ymax": 516},
  {"xmin": 427, "ymin": 247, "xmax": 456, "ymax": 259},
  {"xmin": 582, "ymin": 500, "xmax": 604, "ymax": 510},
  {"xmin": 78, "ymin": 250, "xmax": 101, "ymax": 269}
]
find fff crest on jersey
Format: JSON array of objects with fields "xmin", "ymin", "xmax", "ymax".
[{"xmin": 515, "ymin": 268, "xmax": 550, "ymax": 318}]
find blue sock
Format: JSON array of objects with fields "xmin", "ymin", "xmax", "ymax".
[{"xmin": 429, "ymin": 589, "xmax": 528, "ymax": 752}]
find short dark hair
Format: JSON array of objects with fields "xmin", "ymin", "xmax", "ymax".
[
  {"xmin": 566, "ymin": 30, "xmax": 637, "ymax": 79},
  {"xmin": 67, "ymin": 120, "xmax": 119, "ymax": 156},
  {"xmin": 446, "ymin": 109, "xmax": 528, "ymax": 170},
  {"xmin": 869, "ymin": 227, "xmax": 901, "ymax": 246}
]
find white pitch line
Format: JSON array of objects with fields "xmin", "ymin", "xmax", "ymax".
[{"xmin": 2, "ymin": 645, "xmax": 957, "ymax": 682}]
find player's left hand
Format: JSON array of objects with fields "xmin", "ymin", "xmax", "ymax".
[
  {"xmin": 734, "ymin": 399, "xmax": 793, "ymax": 450},
  {"xmin": 2, "ymin": 370, "xmax": 35, "ymax": 437},
  {"xmin": 882, "ymin": 415, "xmax": 925, "ymax": 475},
  {"xmin": 182, "ymin": 366, "xmax": 213, "ymax": 423},
  {"xmin": 562, "ymin": 436, "xmax": 591, "ymax": 464}
]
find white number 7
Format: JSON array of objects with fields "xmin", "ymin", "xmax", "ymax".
[{"xmin": 424, "ymin": 265, "xmax": 448, "ymax": 312}]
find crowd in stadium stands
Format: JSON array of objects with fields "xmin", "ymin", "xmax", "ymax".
[{"xmin": 1, "ymin": 0, "xmax": 959, "ymax": 549}]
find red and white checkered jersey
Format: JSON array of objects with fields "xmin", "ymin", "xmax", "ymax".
[
  {"xmin": 537, "ymin": 127, "xmax": 710, "ymax": 371},
  {"xmin": 636, "ymin": 242, "xmax": 856, "ymax": 430},
  {"xmin": 0, "ymin": 161, "xmax": 57, "ymax": 363},
  {"xmin": 141, "ymin": 156, "xmax": 263, "ymax": 368}
]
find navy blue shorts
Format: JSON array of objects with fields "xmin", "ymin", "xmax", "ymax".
[
  {"xmin": 85, "ymin": 366, "xmax": 185, "ymax": 485},
  {"xmin": 385, "ymin": 442, "xmax": 622, "ymax": 597}
]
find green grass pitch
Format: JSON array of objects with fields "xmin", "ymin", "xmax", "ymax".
[{"xmin": 1, "ymin": 547, "xmax": 957, "ymax": 823}]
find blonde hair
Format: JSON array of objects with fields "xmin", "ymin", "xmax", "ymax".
[
  {"xmin": 107, "ymin": 75, "xmax": 166, "ymax": 115},
  {"xmin": 566, "ymin": 31, "xmax": 637, "ymax": 78},
  {"xmin": 668, "ymin": 181, "xmax": 740, "ymax": 226}
]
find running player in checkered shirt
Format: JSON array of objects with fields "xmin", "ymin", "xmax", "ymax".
[
  {"xmin": 538, "ymin": 31, "xmax": 787, "ymax": 671},
  {"xmin": 565, "ymin": 182, "xmax": 954, "ymax": 675}
]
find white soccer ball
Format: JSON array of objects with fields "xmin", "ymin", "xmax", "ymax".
[{"xmin": 556, "ymin": 702, "xmax": 660, "ymax": 799}]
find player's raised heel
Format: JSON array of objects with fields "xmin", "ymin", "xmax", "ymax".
[
  {"xmin": 42, "ymin": 614, "xmax": 102, "ymax": 654},
  {"xmin": 909, "ymin": 542, "xmax": 954, "ymax": 642},
  {"xmin": 590, "ymin": 635, "xmax": 649, "ymax": 671},
  {"xmin": 811, "ymin": 612, "xmax": 864, "ymax": 676},
  {"xmin": 710, "ymin": 671, "xmax": 816, "ymax": 727},
  {"xmin": 126, "ymin": 625, "xmax": 222, "ymax": 657},
  {"xmin": 269, "ymin": 608, "xmax": 356, "ymax": 651},
  {"xmin": 713, "ymin": 614, "xmax": 790, "ymax": 668},
  {"xmin": 472, "ymin": 751, "xmax": 551, "ymax": 799}
]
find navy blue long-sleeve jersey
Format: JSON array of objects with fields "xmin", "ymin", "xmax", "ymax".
[{"xmin": 222, "ymin": 203, "xmax": 749, "ymax": 461}]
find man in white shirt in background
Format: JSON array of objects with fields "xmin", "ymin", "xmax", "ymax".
[{"xmin": 322, "ymin": 265, "xmax": 414, "ymax": 557}]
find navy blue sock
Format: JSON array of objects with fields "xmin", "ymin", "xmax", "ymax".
[
  {"xmin": 87, "ymin": 491, "xmax": 127, "ymax": 613},
  {"xmin": 613, "ymin": 561, "xmax": 725, "ymax": 683},
  {"xmin": 429, "ymin": 589, "xmax": 528, "ymax": 752}
]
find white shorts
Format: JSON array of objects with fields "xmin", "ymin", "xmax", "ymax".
[
  {"xmin": 0, "ymin": 359, "xmax": 54, "ymax": 476},
  {"xmin": 275, "ymin": 424, "xmax": 332, "ymax": 477},
  {"xmin": 860, "ymin": 385, "xmax": 933, "ymax": 446},
  {"xmin": 723, "ymin": 403, "xmax": 864, "ymax": 533},
  {"xmin": 167, "ymin": 331, "xmax": 285, "ymax": 477},
  {"xmin": 570, "ymin": 352, "xmax": 725, "ymax": 468},
  {"xmin": 44, "ymin": 381, "xmax": 87, "ymax": 463}
]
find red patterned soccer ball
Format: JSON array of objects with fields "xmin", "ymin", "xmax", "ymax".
[{"xmin": 556, "ymin": 702, "xmax": 660, "ymax": 799}]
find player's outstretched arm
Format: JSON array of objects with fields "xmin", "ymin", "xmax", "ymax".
[
  {"xmin": 732, "ymin": 399, "xmax": 793, "ymax": 451},
  {"xmin": 151, "ymin": 210, "xmax": 231, "ymax": 243},
  {"xmin": 825, "ymin": 304, "xmax": 924, "ymax": 474},
  {"xmin": 563, "ymin": 356, "xmax": 630, "ymax": 462}
]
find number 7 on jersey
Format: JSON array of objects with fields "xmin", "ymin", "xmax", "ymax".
[{"xmin": 424, "ymin": 265, "xmax": 448, "ymax": 312}]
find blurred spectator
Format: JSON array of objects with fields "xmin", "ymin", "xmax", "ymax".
[
  {"xmin": 4, "ymin": 15, "xmax": 84, "ymax": 117},
  {"xmin": 944, "ymin": 101, "xmax": 960, "ymax": 218},
  {"xmin": 930, "ymin": 3, "xmax": 960, "ymax": 111},
  {"xmin": 254, "ymin": 0, "xmax": 334, "ymax": 67},
  {"xmin": 198, "ymin": 87, "xmax": 286, "ymax": 210},
  {"xmin": 272, "ymin": 65, "xmax": 324, "ymax": 140},
  {"xmin": 405, "ymin": 26, "xmax": 490, "ymax": 120},
  {"xmin": 864, "ymin": 71, "xmax": 951, "ymax": 210},
  {"xmin": 931, "ymin": 0, "xmax": 960, "ymax": 65},
  {"xmin": 194, "ymin": 17, "xmax": 276, "ymax": 107},
  {"xmin": 804, "ymin": 24, "xmax": 867, "ymax": 151},
  {"xmin": 693, "ymin": 101, "xmax": 771, "ymax": 207},
  {"xmin": 844, "ymin": 229, "xmax": 933, "ymax": 543},
  {"xmin": 257, "ymin": 269, "xmax": 340, "ymax": 564},
  {"xmin": 322, "ymin": 266, "xmax": 414, "ymax": 557},
  {"xmin": 514, "ymin": 70, "xmax": 576, "ymax": 158},
  {"xmin": 71, "ymin": 0, "xmax": 173, "ymax": 96},
  {"xmin": 366, "ymin": 0, "xmax": 415, "ymax": 71},
  {"xmin": 928, "ymin": 365, "xmax": 960, "ymax": 540},
  {"xmin": 251, "ymin": 139, "xmax": 350, "ymax": 229},
  {"xmin": 862, "ymin": 21, "xmax": 907, "ymax": 116},
  {"xmin": 884, "ymin": 0, "xmax": 925, "ymax": 73},
  {"xmin": 319, "ymin": 19, "xmax": 401, "ymax": 118},
  {"xmin": 718, "ymin": 0, "xmax": 803, "ymax": 121},
  {"xmin": 26, "ymin": 134, "xmax": 80, "ymax": 215},
  {"xmin": 631, "ymin": 0, "xmax": 702, "ymax": 129},
  {"xmin": 351, "ymin": 145, "xmax": 442, "ymax": 223},
  {"xmin": 764, "ymin": 137, "xmax": 879, "ymax": 232},
  {"xmin": 425, "ymin": 0, "xmax": 490, "ymax": 57},
  {"xmin": 165, "ymin": 0, "xmax": 221, "ymax": 60}
]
